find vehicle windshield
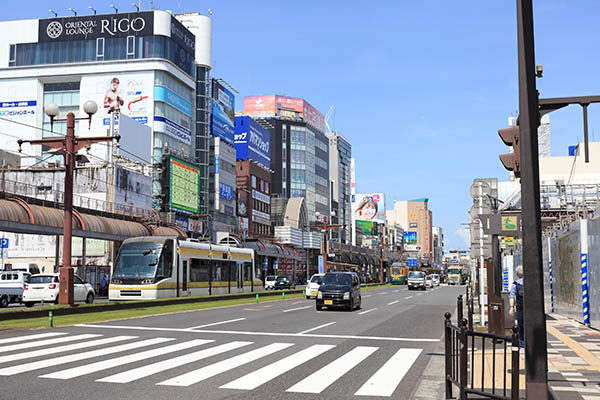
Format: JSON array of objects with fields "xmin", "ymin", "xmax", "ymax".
[
  {"xmin": 448, "ymin": 268, "xmax": 461, "ymax": 275},
  {"xmin": 391, "ymin": 267, "xmax": 402, "ymax": 275},
  {"xmin": 310, "ymin": 275, "xmax": 323, "ymax": 283},
  {"xmin": 276, "ymin": 277, "xmax": 288, "ymax": 282},
  {"xmin": 322, "ymin": 273, "xmax": 352, "ymax": 287},
  {"xmin": 113, "ymin": 242, "xmax": 163, "ymax": 279},
  {"xmin": 426, "ymin": 276, "xmax": 431, "ymax": 280},
  {"xmin": 29, "ymin": 275, "xmax": 55, "ymax": 284},
  {"xmin": 408, "ymin": 271, "xmax": 425, "ymax": 279},
  {"xmin": 266, "ymin": 276, "xmax": 277, "ymax": 281}
]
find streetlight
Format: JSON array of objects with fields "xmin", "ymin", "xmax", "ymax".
[
  {"xmin": 67, "ymin": 8, "xmax": 77, "ymax": 16},
  {"xmin": 88, "ymin": 6, "xmax": 97, "ymax": 15},
  {"xmin": 18, "ymin": 101, "xmax": 118, "ymax": 305},
  {"xmin": 131, "ymin": 3, "xmax": 140, "ymax": 11},
  {"xmin": 109, "ymin": 4, "xmax": 119, "ymax": 13},
  {"xmin": 48, "ymin": 9, "xmax": 58, "ymax": 17}
]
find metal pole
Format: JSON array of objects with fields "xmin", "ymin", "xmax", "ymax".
[
  {"xmin": 59, "ymin": 112, "xmax": 75, "ymax": 305},
  {"xmin": 516, "ymin": 0, "xmax": 548, "ymax": 396},
  {"xmin": 323, "ymin": 216, "xmax": 328, "ymax": 274},
  {"xmin": 478, "ymin": 183, "xmax": 485, "ymax": 326},
  {"xmin": 583, "ymin": 104, "xmax": 590, "ymax": 163},
  {"xmin": 492, "ymin": 234, "xmax": 501, "ymax": 297}
]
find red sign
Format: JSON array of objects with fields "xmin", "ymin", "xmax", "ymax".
[{"xmin": 243, "ymin": 95, "xmax": 325, "ymax": 132}]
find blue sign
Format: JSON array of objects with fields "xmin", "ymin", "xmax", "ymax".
[
  {"xmin": 214, "ymin": 156, "xmax": 220, "ymax": 174},
  {"xmin": 407, "ymin": 258, "xmax": 418, "ymax": 267},
  {"xmin": 154, "ymin": 86, "xmax": 192, "ymax": 116},
  {"xmin": 219, "ymin": 183, "xmax": 234, "ymax": 201},
  {"xmin": 174, "ymin": 215, "xmax": 189, "ymax": 232},
  {"xmin": 211, "ymin": 99, "xmax": 235, "ymax": 145},
  {"xmin": 234, "ymin": 116, "xmax": 271, "ymax": 168},
  {"xmin": 318, "ymin": 256, "xmax": 324, "ymax": 274},
  {"xmin": 451, "ymin": 259, "xmax": 459, "ymax": 264},
  {"xmin": 0, "ymin": 238, "xmax": 8, "ymax": 249},
  {"xmin": 274, "ymin": 259, "xmax": 279, "ymax": 270},
  {"xmin": 0, "ymin": 100, "xmax": 36, "ymax": 108},
  {"xmin": 403, "ymin": 231, "xmax": 417, "ymax": 244},
  {"xmin": 263, "ymin": 258, "xmax": 268, "ymax": 270}
]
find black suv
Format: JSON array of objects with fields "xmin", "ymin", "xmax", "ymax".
[
  {"xmin": 316, "ymin": 272, "xmax": 361, "ymax": 311},
  {"xmin": 274, "ymin": 276, "xmax": 292, "ymax": 290}
]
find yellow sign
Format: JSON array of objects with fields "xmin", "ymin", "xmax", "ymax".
[
  {"xmin": 502, "ymin": 216, "xmax": 517, "ymax": 231},
  {"xmin": 502, "ymin": 236, "xmax": 515, "ymax": 245}
]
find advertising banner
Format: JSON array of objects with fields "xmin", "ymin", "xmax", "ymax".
[
  {"xmin": 356, "ymin": 220, "xmax": 378, "ymax": 235},
  {"xmin": 404, "ymin": 244, "xmax": 419, "ymax": 252},
  {"xmin": 234, "ymin": 116, "xmax": 271, "ymax": 168},
  {"xmin": 0, "ymin": 79, "xmax": 40, "ymax": 153},
  {"xmin": 170, "ymin": 16, "xmax": 195, "ymax": 54},
  {"xmin": 39, "ymin": 12, "xmax": 154, "ymax": 42},
  {"xmin": 153, "ymin": 116, "xmax": 192, "ymax": 145},
  {"xmin": 219, "ymin": 182, "xmax": 234, "ymax": 201},
  {"xmin": 243, "ymin": 95, "xmax": 325, "ymax": 132},
  {"xmin": 244, "ymin": 95, "xmax": 277, "ymax": 118},
  {"xmin": 117, "ymin": 114, "xmax": 152, "ymax": 164},
  {"xmin": 211, "ymin": 98, "xmax": 235, "ymax": 145},
  {"xmin": 169, "ymin": 157, "xmax": 200, "ymax": 214},
  {"xmin": 407, "ymin": 258, "xmax": 419, "ymax": 267},
  {"xmin": 404, "ymin": 231, "xmax": 417, "ymax": 244},
  {"xmin": 237, "ymin": 190, "xmax": 249, "ymax": 217},
  {"xmin": 352, "ymin": 193, "xmax": 386, "ymax": 224},
  {"xmin": 154, "ymin": 86, "xmax": 192, "ymax": 116},
  {"xmin": 113, "ymin": 166, "xmax": 152, "ymax": 209}
]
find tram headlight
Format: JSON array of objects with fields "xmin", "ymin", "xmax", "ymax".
[
  {"xmin": 111, "ymin": 279, "xmax": 122, "ymax": 284},
  {"xmin": 142, "ymin": 279, "xmax": 154, "ymax": 284}
]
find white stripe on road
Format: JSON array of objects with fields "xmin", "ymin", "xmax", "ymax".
[
  {"xmin": 287, "ymin": 346, "xmax": 378, "ymax": 393},
  {"xmin": 220, "ymin": 344, "xmax": 335, "ymax": 390},
  {"xmin": 0, "ymin": 334, "xmax": 101, "ymax": 354},
  {"xmin": 359, "ymin": 308, "xmax": 377, "ymax": 315},
  {"xmin": 156, "ymin": 343, "xmax": 293, "ymax": 387},
  {"xmin": 0, "ymin": 332, "xmax": 66, "ymax": 345},
  {"xmin": 417, "ymin": 293, "xmax": 423, "ymax": 296},
  {"xmin": 0, "ymin": 336, "xmax": 136, "ymax": 364},
  {"xmin": 283, "ymin": 306, "xmax": 311, "ymax": 313},
  {"xmin": 101, "ymin": 341, "xmax": 254, "ymax": 384},
  {"xmin": 40, "ymin": 339, "xmax": 213, "ymax": 380},
  {"xmin": 393, "ymin": 290, "xmax": 399, "ymax": 293},
  {"xmin": 186, "ymin": 318, "xmax": 246, "ymax": 330},
  {"xmin": 362, "ymin": 295, "xmax": 372, "ymax": 298},
  {"xmin": 388, "ymin": 300, "xmax": 399, "ymax": 305},
  {"xmin": 0, "ymin": 337, "xmax": 173, "ymax": 376},
  {"xmin": 298, "ymin": 322, "xmax": 336, "ymax": 334},
  {"xmin": 355, "ymin": 348, "xmax": 422, "ymax": 397},
  {"xmin": 405, "ymin": 296, "xmax": 413, "ymax": 299}
]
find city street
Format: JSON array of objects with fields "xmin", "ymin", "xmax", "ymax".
[{"xmin": 0, "ymin": 285, "xmax": 462, "ymax": 400}]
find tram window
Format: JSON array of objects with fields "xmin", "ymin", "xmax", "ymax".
[
  {"xmin": 156, "ymin": 241, "xmax": 173, "ymax": 279},
  {"xmin": 212, "ymin": 261, "xmax": 235, "ymax": 281},
  {"xmin": 243, "ymin": 262, "xmax": 251, "ymax": 282},
  {"xmin": 190, "ymin": 258, "xmax": 209, "ymax": 282}
]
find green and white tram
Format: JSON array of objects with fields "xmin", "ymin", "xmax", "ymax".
[{"xmin": 109, "ymin": 236, "xmax": 260, "ymax": 300}]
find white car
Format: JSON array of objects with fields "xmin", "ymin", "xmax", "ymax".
[
  {"xmin": 264, "ymin": 275, "xmax": 277, "ymax": 290},
  {"xmin": 23, "ymin": 273, "xmax": 95, "ymax": 307},
  {"xmin": 306, "ymin": 273, "xmax": 325, "ymax": 299},
  {"xmin": 431, "ymin": 274, "xmax": 440, "ymax": 287},
  {"xmin": 425, "ymin": 275, "xmax": 433, "ymax": 288}
]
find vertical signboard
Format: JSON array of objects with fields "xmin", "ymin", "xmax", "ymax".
[
  {"xmin": 234, "ymin": 116, "xmax": 271, "ymax": 168},
  {"xmin": 169, "ymin": 156, "xmax": 200, "ymax": 214},
  {"xmin": 352, "ymin": 193, "xmax": 386, "ymax": 224},
  {"xmin": 211, "ymin": 79, "xmax": 235, "ymax": 145}
]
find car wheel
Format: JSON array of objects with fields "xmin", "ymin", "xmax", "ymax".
[
  {"xmin": 316, "ymin": 305, "xmax": 322, "ymax": 311},
  {"xmin": 86, "ymin": 293, "xmax": 94, "ymax": 304},
  {"xmin": 24, "ymin": 302, "xmax": 35, "ymax": 308},
  {"xmin": 357, "ymin": 297, "xmax": 362, "ymax": 309},
  {"xmin": 0, "ymin": 296, "xmax": 8, "ymax": 308}
]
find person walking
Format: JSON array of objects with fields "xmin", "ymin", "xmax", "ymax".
[
  {"xmin": 508, "ymin": 265, "xmax": 525, "ymax": 348},
  {"xmin": 100, "ymin": 275, "xmax": 107, "ymax": 297}
]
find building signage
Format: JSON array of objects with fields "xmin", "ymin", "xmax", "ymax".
[
  {"xmin": 169, "ymin": 157, "xmax": 200, "ymax": 214},
  {"xmin": 0, "ymin": 100, "xmax": 36, "ymax": 118},
  {"xmin": 252, "ymin": 209, "xmax": 270, "ymax": 225},
  {"xmin": 153, "ymin": 116, "xmax": 191, "ymax": 145},
  {"xmin": 211, "ymin": 99, "xmax": 235, "ymax": 145},
  {"xmin": 407, "ymin": 258, "xmax": 418, "ymax": 267},
  {"xmin": 244, "ymin": 95, "xmax": 325, "ymax": 132},
  {"xmin": 219, "ymin": 182, "xmax": 234, "ymax": 201},
  {"xmin": 170, "ymin": 16, "xmax": 195, "ymax": 54},
  {"xmin": 221, "ymin": 204, "xmax": 234, "ymax": 216},
  {"xmin": 234, "ymin": 116, "xmax": 271, "ymax": 168},
  {"xmin": 154, "ymin": 86, "xmax": 192, "ymax": 116},
  {"xmin": 252, "ymin": 189, "xmax": 270, "ymax": 205},
  {"xmin": 239, "ymin": 217, "xmax": 249, "ymax": 231},
  {"xmin": 214, "ymin": 155, "xmax": 220, "ymax": 174},
  {"xmin": 356, "ymin": 220, "xmax": 377, "ymax": 235},
  {"xmin": 39, "ymin": 12, "xmax": 154, "ymax": 42},
  {"xmin": 175, "ymin": 215, "xmax": 189, "ymax": 232},
  {"xmin": 352, "ymin": 193, "xmax": 386, "ymax": 224},
  {"xmin": 409, "ymin": 222, "xmax": 418, "ymax": 228},
  {"xmin": 404, "ymin": 244, "xmax": 419, "ymax": 252},
  {"xmin": 403, "ymin": 231, "xmax": 417, "ymax": 244}
]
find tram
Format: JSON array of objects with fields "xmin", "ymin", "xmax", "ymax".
[{"xmin": 109, "ymin": 236, "xmax": 259, "ymax": 300}]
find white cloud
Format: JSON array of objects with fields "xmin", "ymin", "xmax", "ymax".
[{"xmin": 454, "ymin": 227, "xmax": 470, "ymax": 247}]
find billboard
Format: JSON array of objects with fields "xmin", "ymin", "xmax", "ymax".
[
  {"xmin": 169, "ymin": 157, "xmax": 200, "ymax": 214},
  {"xmin": 352, "ymin": 193, "xmax": 386, "ymax": 224},
  {"xmin": 114, "ymin": 166, "xmax": 152, "ymax": 210},
  {"xmin": 234, "ymin": 116, "xmax": 271, "ymax": 168},
  {"xmin": 356, "ymin": 220, "xmax": 378, "ymax": 235},
  {"xmin": 211, "ymin": 79, "xmax": 235, "ymax": 145},
  {"xmin": 117, "ymin": 114, "xmax": 152, "ymax": 164},
  {"xmin": 243, "ymin": 95, "xmax": 325, "ymax": 132},
  {"xmin": 404, "ymin": 231, "xmax": 418, "ymax": 244},
  {"xmin": 0, "ymin": 78, "xmax": 40, "ymax": 154}
]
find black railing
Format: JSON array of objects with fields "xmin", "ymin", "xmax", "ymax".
[{"xmin": 445, "ymin": 300, "xmax": 521, "ymax": 399}]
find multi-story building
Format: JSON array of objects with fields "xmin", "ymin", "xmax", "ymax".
[
  {"xmin": 388, "ymin": 199, "xmax": 433, "ymax": 264},
  {"xmin": 432, "ymin": 226, "xmax": 444, "ymax": 267},
  {"xmin": 327, "ymin": 131, "xmax": 352, "ymax": 244},
  {"xmin": 243, "ymin": 95, "xmax": 329, "ymax": 223}
]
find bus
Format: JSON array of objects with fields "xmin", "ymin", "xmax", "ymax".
[
  {"xmin": 447, "ymin": 265, "xmax": 468, "ymax": 285},
  {"xmin": 389, "ymin": 263, "xmax": 408, "ymax": 285},
  {"xmin": 109, "ymin": 236, "xmax": 260, "ymax": 300}
]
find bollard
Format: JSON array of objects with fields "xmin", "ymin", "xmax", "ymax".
[
  {"xmin": 256, "ymin": 293, "xmax": 259, "ymax": 303},
  {"xmin": 303, "ymin": 288, "xmax": 305, "ymax": 296},
  {"xmin": 282, "ymin": 291, "xmax": 285, "ymax": 300},
  {"xmin": 49, "ymin": 311, "xmax": 53, "ymax": 328}
]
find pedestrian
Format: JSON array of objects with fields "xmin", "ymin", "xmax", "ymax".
[
  {"xmin": 100, "ymin": 275, "xmax": 107, "ymax": 297},
  {"xmin": 508, "ymin": 265, "xmax": 524, "ymax": 348}
]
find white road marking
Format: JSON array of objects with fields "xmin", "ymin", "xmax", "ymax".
[
  {"xmin": 283, "ymin": 306, "xmax": 311, "ymax": 313},
  {"xmin": 393, "ymin": 290, "xmax": 400, "ymax": 293},
  {"xmin": 156, "ymin": 342, "xmax": 293, "ymax": 387},
  {"xmin": 405, "ymin": 296, "xmax": 413, "ymax": 299},
  {"xmin": 388, "ymin": 300, "xmax": 399, "ymax": 305},
  {"xmin": 0, "ymin": 337, "xmax": 173, "ymax": 376},
  {"xmin": 41, "ymin": 339, "xmax": 213, "ymax": 380},
  {"xmin": 298, "ymin": 322, "xmax": 336, "ymax": 334},
  {"xmin": 78, "ymin": 324, "xmax": 440, "ymax": 342},
  {"xmin": 362, "ymin": 295, "xmax": 372, "ymax": 298},
  {"xmin": 355, "ymin": 348, "xmax": 422, "ymax": 397},
  {"xmin": 359, "ymin": 308, "xmax": 377, "ymax": 315},
  {"xmin": 287, "ymin": 346, "xmax": 378, "ymax": 393},
  {"xmin": 0, "ymin": 334, "xmax": 101, "ymax": 354},
  {"xmin": 101, "ymin": 341, "xmax": 255, "ymax": 384},
  {"xmin": 379, "ymin": 292, "xmax": 388, "ymax": 295},
  {"xmin": 417, "ymin": 293, "xmax": 423, "ymax": 296},
  {"xmin": 220, "ymin": 344, "xmax": 335, "ymax": 390},
  {"xmin": 0, "ymin": 336, "xmax": 136, "ymax": 364},
  {"xmin": 0, "ymin": 332, "xmax": 66, "ymax": 345},
  {"xmin": 186, "ymin": 318, "xmax": 246, "ymax": 330}
]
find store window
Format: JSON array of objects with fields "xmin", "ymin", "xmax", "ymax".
[
  {"xmin": 126, "ymin": 36, "xmax": 135, "ymax": 59},
  {"xmin": 96, "ymin": 38, "xmax": 104, "ymax": 60},
  {"xmin": 251, "ymin": 175, "xmax": 257, "ymax": 189}
]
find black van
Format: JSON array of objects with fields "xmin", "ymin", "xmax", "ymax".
[{"xmin": 316, "ymin": 272, "xmax": 361, "ymax": 311}]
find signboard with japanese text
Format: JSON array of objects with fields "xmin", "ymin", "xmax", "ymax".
[{"xmin": 169, "ymin": 157, "xmax": 200, "ymax": 214}]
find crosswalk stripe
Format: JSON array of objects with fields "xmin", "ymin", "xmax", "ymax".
[
  {"xmin": 0, "ymin": 332, "xmax": 66, "ymax": 345},
  {"xmin": 0, "ymin": 336, "xmax": 137, "ymax": 364},
  {"xmin": 220, "ymin": 344, "xmax": 335, "ymax": 390},
  {"xmin": 287, "ymin": 346, "xmax": 378, "ymax": 394},
  {"xmin": 156, "ymin": 342, "xmax": 292, "ymax": 387},
  {"xmin": 355, "ymin": 348, "xmax": 422, "ymax": 397},
  {"xmin": 0, "ymin": 334, "xmax": 102, "ymax": 354},
  {"xmin": 40, "ymin": 339, "xmax": 213, "ymax": 380},
  {"xmin": 0, "ymin": 337, "xmax": 173, "ymax": 376},
  {"xmin": 99, "ymin": 341, "xmax": 253, "ymax": 384}
]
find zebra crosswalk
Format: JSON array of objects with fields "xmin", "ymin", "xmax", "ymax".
[{"xmin": 0, "ymin": 331, "xmax": 425, "ymax": 397}]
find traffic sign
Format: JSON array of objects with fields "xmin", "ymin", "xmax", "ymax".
[
  {"xmin": 407, "ymin": 258, "xmax": 418, "ymax": 267},
  {"xmin": 0, "ymin": 238, "xmax": 8, "ymax": 249}
]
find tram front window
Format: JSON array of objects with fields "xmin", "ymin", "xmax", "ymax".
[{"xmin": 113, "ymin": 242, "xmax": 163, "ymax": 281}]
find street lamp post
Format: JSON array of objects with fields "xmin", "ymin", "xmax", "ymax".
[
  {"xmin": 18, "ymin": 102, "xmax": 118, "ymax": 305},
  {"xmin": 311, "ymin": 211, "xmax": 340, "ymax": 274}
]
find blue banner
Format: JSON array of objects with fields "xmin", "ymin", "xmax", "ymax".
[
  {"xmin": 219, "ymin": 182, "xmax": 234, "ymax": 201},
  {"xmin": 154, "ymin": 86, "xmax": 192, "ymax": 116},
  {"xmin": 234, "ymin": 116, "xmax": 271, "ymax": 168},
  {"xmin": 211, "ymin": 99, "xmax": 235, "ymax": 145},
  {"xmin": 407, "ymin": 258, "xmax": 418, "ymax": 267}
]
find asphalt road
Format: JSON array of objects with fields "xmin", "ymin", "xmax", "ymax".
[{"xmin": 0, "ymin": 284, "xmax": 463, "ymax": 400}]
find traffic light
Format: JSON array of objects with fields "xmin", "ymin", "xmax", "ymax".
[{"xmin": 498, "ymin": 125, "xmax": 521, "ymax": 178}]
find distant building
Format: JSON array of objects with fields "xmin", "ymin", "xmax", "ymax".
[
  {"xmin": 388, "ymin": 199, "xmax": 433, "ymax": 264},
  {"xmin": 327, "ymin": 131, "xmax": 352, "ymax": 244}
]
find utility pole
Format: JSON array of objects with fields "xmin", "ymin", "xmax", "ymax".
[
  {"xmin": 516, "ymin": 0, "xmax": 549, "ymax": 397},
  {"xmin": 18, "ymin": 102, "xmax": 118, "ymax": 305},
  {"xmin": 310, "ymin": 212, "xmax": 340, "ymax": 274},
  {"xmin": 478, "ymin": 183, "xmax": 485, "ymax": 326}
]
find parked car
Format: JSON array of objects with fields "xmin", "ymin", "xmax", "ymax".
[
  {"xmin": 431, "ymin": 274, "xmax": 440, "ymax": 287},
  {"xmin": 264, "ymin": 275, "xmax": 277, "ymax": 290},
  {"xmin": 408, "ymin": 270, "xmax": 426, "ymax": 291},
  {"xmin": 0, "ymin": 270, "xmax": 30, "ymax": 307},
  {"xmin": 274, "ymin": 276, "xmax": 294, "ymax": 290},
  {"xmin": 316, "ymin": 272, "xmax": 361, "ymax": 311},
  {"xmin": 306, "ymin": 273, "xmax": 324, "ymax": 299},
  {"xmin": 425, "ymin": 275, "xmax": 433, "ymax": 288},
  {"xmin": 22, "ymin": 273, "xmax": 95, "ymax": 307}
]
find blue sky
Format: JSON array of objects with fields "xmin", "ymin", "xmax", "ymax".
[{"xmin": 9, "ymin": 1, "xmax": 600, "ymax": 250}]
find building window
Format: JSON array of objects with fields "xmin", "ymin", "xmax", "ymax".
[
  {"xmin": 251, "ymin": 175, "xmax": 257, "ymax": 189},
  {"xmin": 96, "ymin": 38, "xmax": 105, "ymax": 59},
  {"xmin": 126, "ymin": 36, "xmax": 135, "ymax": 59},
  {"xmin": 8, "ymin": 44, "xmax": 16, "ymax": 66}
]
